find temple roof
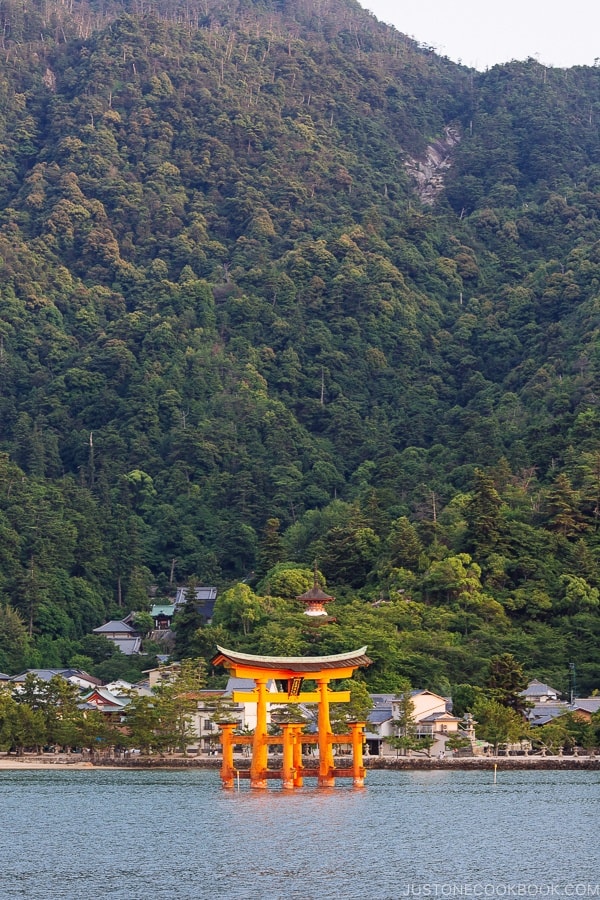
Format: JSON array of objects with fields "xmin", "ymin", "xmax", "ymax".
[
  {"xmin": 296, "ymin": 564, "xmax": 334, "ymax": 608},
  {"xmin": 213, "ymin": 645, "xmax": 371, "ymax": 673},
  {"xmin": 297, "ymin": 585, "xmax": 334, "ymax": 603}
]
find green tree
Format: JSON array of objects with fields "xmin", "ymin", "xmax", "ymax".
[
  {"xmin": 151, "ymin": 658, "xmax": 207, "ymax": 754},
  {"xmin": 451, "ymin": 683, "xmax": 484, "ymax": 718},
  {"xmin": 536, "ymin": 721, "xmax": 571, "ymax": 755},
  {"xmin": 172, "ymin": 584, "xmax": 206, "ymax": 658},
  {"xmin": 382, "ymin": 517, "xmax": 423, "ymax": 571},
  {"xmin": 472, "ymin": 696, "xmax": 525, "ymax": 754},
  {"xmin": 125, "ymin": 694, "xmax": 161, "ymax": 755},
  {"xmin": 214, "ymin": 584, "xmax": 265, "ymax": 636},
  {"xmin": 257, "ymin": 563, "xmax": 325, "ymax": 600},
  {"xmin": 9, "ymin": 703, "xmax": 47, "ymax": 755},
  {"xmin": 544, "ymin": 474, "xmax": 586, "ymax": 538},
  {"xmin": 486, "ymin": 653, "xmax": 529, "ymax": 714},
  {"xmin": 0, "ymin": 605, "xmax": 31, "ymax": 674},
  {"xmin": 256, "ymin": 518, "xmax": 285, "ymax": 577},
  {"xmin": 464, "ymin": 468, "xmax": 503, "ymax": 558},
  {"xmin": 329, "ymin": 679, "xmax": 373, "ymax": 733},
  {"xmin": 389, "ymin": 686, "xmax": 419, "ymax": 756},
  {"xmin": 445, "ymin": 733, "xmax": 472, "ymax": 754}
]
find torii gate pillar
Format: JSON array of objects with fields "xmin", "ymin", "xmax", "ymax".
[
  {"xmin": 250, "ymin": 676, "xmax": 269, "ymax": 789},
  {"xmin": 317, "ymin": 676, "xmax": 335, "ymax": 787}
]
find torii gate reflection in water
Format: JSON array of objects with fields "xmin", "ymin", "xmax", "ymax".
[{"xmin": 212, "ymin": 646, "xmax": 372, "ymax": 789}]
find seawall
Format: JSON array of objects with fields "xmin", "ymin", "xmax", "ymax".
[
  {"xmin": 90, "ymin": 755, "xmax": 600, "ymax": 771},
  {"xmin": 365, "ymin": 756, "xmax": 600, "ymax": 770},
  {"xmin": 3, "ymin": 753, "xmax": 599, "ymax": 771}
]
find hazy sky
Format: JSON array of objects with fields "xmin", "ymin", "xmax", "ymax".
[{"xmin": 362, "ymin": 0, "xmax": 600, "ymax": 70}]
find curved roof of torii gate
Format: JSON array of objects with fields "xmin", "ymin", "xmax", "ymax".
[{"xmin": 213, "ymin": 645, "xmax": 371, "ymax": 673}]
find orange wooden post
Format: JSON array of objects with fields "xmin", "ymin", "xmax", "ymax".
[
  {"xmin": 292, "ymin": 725, "xmax": 304, "ymax": 788},
  {"xmin": 317, "ymin": 677, "xmax": 335, "ymax": 787},
  {"xmin": 348, "ymin": 722, "xmax": 366, "ymax": 787},
  {"xmin": 219, "ymin": 723, "xmax": 237, "ymax": 789},
  {"xmin": 250, "ymin": 677, "xmax": 269, "ymax": 789},
  {"xmin": 281, "ymin": 724, "xmax": 295, "ymax": 789}
]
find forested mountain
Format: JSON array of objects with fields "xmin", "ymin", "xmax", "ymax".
[{"xmin": 0, "ymin": 0, "xmax": 599, "ymax": 695}]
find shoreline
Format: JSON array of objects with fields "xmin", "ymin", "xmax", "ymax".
[{"xmin": 2, "ymin": 754, "xmax": 599, "ymax": 771}]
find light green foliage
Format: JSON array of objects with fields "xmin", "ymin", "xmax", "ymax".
[
  {"xmin": 127, "ymin": 658, "xmax": 207, "ymax": 754},
  {"xmin": 559, "ymin": 574, "xmax": 599, "ymax": 611},
  {"xmin": 536, "ymin": 721, "xmax": 572, "ymax": 755},
  {"xmin": 329, "ymin": 678, "xmax": 374, "ymax": 733},
  {"xmin": 472, "ymin": 696, "xmax": 526, "ymax": 753},
  {"xmin": 256, "ymin": 563, "xmax": 324, "ymax": 600},
  {"xmin": 214, "ymin": 584, "xmax": 266, "ymax": 636}
]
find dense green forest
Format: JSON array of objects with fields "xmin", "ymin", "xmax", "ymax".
[{"xmin": 0, "ymin": 0, "xmax": 599, "ymax": 696}]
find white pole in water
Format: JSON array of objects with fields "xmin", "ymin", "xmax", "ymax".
[{"xmin": 493, "ymin": 764, "xmax": 497, "ymax": 784}]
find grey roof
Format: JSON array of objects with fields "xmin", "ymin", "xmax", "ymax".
[
  {"xmin": 532, "ymin": 712, "xmax": 565, "ymax": 727},
  {"xmin": 111, "ymin": 637, "xmax": 142, "ymax": 656},
  {"xmin": 527, "ymin": 702, "xmax": 569, "ymax": 724},
  {"xmin": 521, "ymin": 679, "xmax": 560, "ymax": 698},
  {"xmin": 174, "ymin": 586, "xmax": 217, "ymax": 604},
  {"xmin": 225, "ymin": 676, "xmax": 278, "ymax": 694},
  {"xmin": 10, "ymin": 668, "xmax": 102, "ymax": 685},
  {"xmin": 572, "ymin": 698, "xmax": 600, "ymax": 714},
  {"xmin": 419, "ymin": 712, "xmax": 460, "ymax": 723},
  {"xmin": 174, "ymin": 587, "xmax": 218, "ymax": 620},
  {"xmin": 368, "ymin": 708, "xmax": 394, "ymax": 725},
  {"xmin": 93, "ymin": 620, "xmax": 137, "ymax": 635},
  {"xmin": 11, "ymin": 668, "xmax": 65, "ymax": 682},
  {"xmin": 370, "ymin": 694, "xmax": 396, "ymax": 706}
]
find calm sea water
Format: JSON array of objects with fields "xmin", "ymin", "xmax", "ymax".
[{"xmin": 0, "ymin": 768, "xmax": 598, "ymax": 900}]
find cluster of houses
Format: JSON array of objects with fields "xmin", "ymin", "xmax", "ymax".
[
  {"xmin": 2, "ymin": 578, "xmax": 598, "ymax": 755},
  {"xmin": 90, "ymin": 587, "xmax": 218, "ymax": 655},
  {"xmin": 0, "ymin": 663, "xmax": 274, "ymax": 753},
  {"xmin": 521, "ymin": 679, "xmax": 600, "ymax": 727},
  {"xmin": 2, "ymin": 659, "xmax": 598, "ymax": 756}
]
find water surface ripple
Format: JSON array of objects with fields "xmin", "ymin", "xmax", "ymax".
[{"xmin": 0, "ymin": 768, "xmax": 597, "ymax": 899}]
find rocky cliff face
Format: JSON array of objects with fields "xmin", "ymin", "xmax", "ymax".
[{"xmin": 405, "ymin": 125, "xmax": 461, "ymax": 204}]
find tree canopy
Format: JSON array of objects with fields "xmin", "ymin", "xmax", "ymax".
[{"xmin": 0, "ymin": 0, "xmax": 598, "ymax": 697}]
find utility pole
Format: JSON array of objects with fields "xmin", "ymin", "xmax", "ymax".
[{"xmin": 568, "ymin": 662, "xmax": 576, "ymax": 705}]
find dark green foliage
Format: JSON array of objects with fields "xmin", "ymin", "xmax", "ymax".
[
  {"xmin": 486, "ymin": 653, "xmax": 530, "ymax": 714},
  {"xmin": 0, "ymin": 0, "xmax": 597, "ymax": 695}
]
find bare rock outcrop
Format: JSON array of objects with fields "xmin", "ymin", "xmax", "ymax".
[{"xmin": 405, "ymin": 125, "xmax": 460, "ymax": 204}]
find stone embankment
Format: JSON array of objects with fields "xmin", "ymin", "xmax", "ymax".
[
  {"xmin": 365, "ymin": 755, "xmax": 600, "ymax": 771},
  {"xmin": 90, "ymin": 754, "xmax": 600, "ymax": 771},
  {"xmin": 3, "ymin": 753, "xmax": 599, "ymax": 771},
  {"xmin": 93, "ymin": 755, "xmax": 224, "ymax": 768}
]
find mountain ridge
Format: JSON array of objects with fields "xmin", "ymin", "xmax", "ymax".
[{"xmin": 0, "ymin": 0, "xmax": 598, "ymax": 694}]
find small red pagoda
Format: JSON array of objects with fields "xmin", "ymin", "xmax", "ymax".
[{"xmin": 297, "ymin": 564, "xmax": 334, "ymax": 618}]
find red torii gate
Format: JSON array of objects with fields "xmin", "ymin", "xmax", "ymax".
[{"xmin": 212, "ymin": 645, "xmax": 371, "ymax": 789}]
